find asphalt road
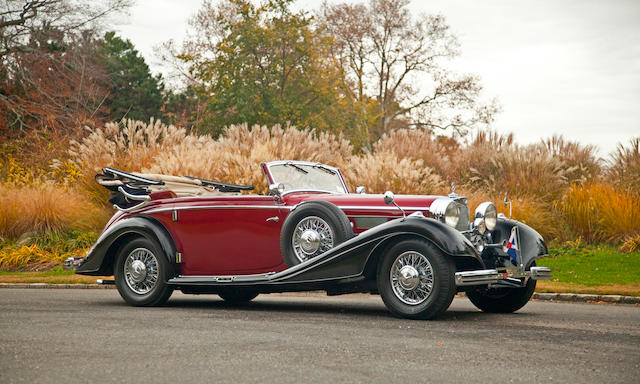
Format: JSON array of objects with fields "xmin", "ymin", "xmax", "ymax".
[{"xmin": 0, "ymin": 289, "xmax": 638, "ymax": 384}]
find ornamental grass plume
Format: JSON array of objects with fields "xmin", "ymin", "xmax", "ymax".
[
  {"xmin": 145, "ymin": 123, "xmax": 354, "ymax": 194},
  {"xmin": 68, "ymin": 118, "xmax": 194, "ymax": 202},
  {"xmin": 347, "ymin": 151, "xmax": 445, "ymax": 195},
  {"xmin": 607, "ymin": 137, "xmax": 640, "ymax": 194},
  {"xmin": 0, "ymin": 182, "xmax": 108, "ymax": 240},
  {"xmin": 374, "ymin": 129, "xmax": 450, "ymax": 178},
  {"xmin": 556, "ymin": 183, "xmax": 640, "ymax": 243}
]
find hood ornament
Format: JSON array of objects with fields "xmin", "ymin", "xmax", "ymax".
[{"xmin": 448, "ymin": 182, "xmax": 458, "ymax": 198}]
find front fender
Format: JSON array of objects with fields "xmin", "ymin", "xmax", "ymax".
[
  {"xmin": 489, "ymin": 218, "xmax": 549, "ymax": 268},
  {"xmin": 76, "ymin": 215, "xmax": 177, "ymax": 276},
  {"xmin": 270, "ymin": 215, "xmax": 481, "ymax": 284}
]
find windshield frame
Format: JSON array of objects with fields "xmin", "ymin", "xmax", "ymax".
[{"xmin": 263, "ymin": 160, "xmax": 350, "ymax": 196}]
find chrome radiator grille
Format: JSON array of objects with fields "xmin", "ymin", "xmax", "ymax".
[{"xmin": 455, "ymin": 199, "xmax": 470, "ymax": 231}]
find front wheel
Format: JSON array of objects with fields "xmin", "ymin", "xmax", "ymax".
[
  {"xmin": 377, "ymin": 239, "xmax": 456, "ymax": 320},
  {"xmin": 466, "ymin": 277, "xmax": 536, "ymax": 313},
  {"xmin": 114, "ymin": 237, "xmax": 174, "ymax": 306}
]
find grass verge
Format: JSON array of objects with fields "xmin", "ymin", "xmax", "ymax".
[
  {"xmin": 536, "ymin": 245, "xmax": 640, "ymax": 296},
  {"xmin": 0, "ymin": 268, "xmax": 109, "ymax": 284}
]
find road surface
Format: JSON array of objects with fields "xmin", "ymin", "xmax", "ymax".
[{"xmin": 0, "ymin": 289, "xmax": 638, "ymax": 383}]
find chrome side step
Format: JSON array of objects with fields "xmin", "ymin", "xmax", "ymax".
[
  {"xmin": 455, "ymin": 266, "xmax": 552, "ymax": 287},
  {"xmin": 168, "ymin": 272, "xmax": 276, "ymax": 285}
]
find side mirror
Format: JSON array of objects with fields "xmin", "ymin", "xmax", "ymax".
[
  {"xmin": 383, "ymin": 190, "xmax": 405, "ymax": 219},
  {"xmin": 383, "ymin": 190, "xmax": 395, "ymax": 205},
  {"xmin": 269, "ymin": 183, "xmax": 285, "ymax": 197},
  {"xmin": 356, "ymin": 186, "xmax": 367, "ymax": 194}
]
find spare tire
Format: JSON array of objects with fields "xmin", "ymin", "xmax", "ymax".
[{"xmin": 280, "ymin": 201, "xmax": 354, "ymax": 266}]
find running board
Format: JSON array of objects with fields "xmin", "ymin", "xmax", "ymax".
[
  {"xmin": 168, "ymin": 272, "xmax": 276, "ymax": 285},
  {"xmin": 455, "ymin": 266, "xmax": 552, "ymax": 286}
]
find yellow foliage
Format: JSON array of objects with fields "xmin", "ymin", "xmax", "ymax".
[
  {"xmin": 557, "ymin": 184, "xmax": 640, "ymax": 243},
  {"xmin": 0, "ymin": 244, "xmax": 88, "ymax": 271}
]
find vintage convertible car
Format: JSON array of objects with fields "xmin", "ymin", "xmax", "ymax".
[{"xmin": 70, "ymin": 160, "xmax": 551, "ymax": 319}]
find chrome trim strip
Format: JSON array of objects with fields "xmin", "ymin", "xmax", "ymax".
[
  {"xmin": 281, "ymin": 189, "xmax": 344, "ymax": 196},
  {"xmin": 144, "ymin": 205, "xmax": 288, "ymax": 215},
  {"xmin": 144, "ymin": 204, "xmax": 428, "ymax": 215},
  {"xmin": 338, "ymin": 206, "xmax": 427, "ymax": 211}
]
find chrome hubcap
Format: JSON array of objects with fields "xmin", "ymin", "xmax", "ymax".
[
  {"xmin": 398, "ymin": 265, "xmax": 420, "ymax": 291},
  {"xmin": 300, "ymin": 230, "xmax": 321, "ymax": 253},
  {"xmin": 129, "ymin": 260, "xmax": 147, "ymax": 283},
  {"xmin": 292, "ymin": 216, "xmax": 334, "ymax": 262},
  {"xmin": 124, "ymin": 248, "xmax": 159, "ymax": 295},
  {"xmin": 390, "ymin": 251, "xmax": 434, "ymax": 305}
]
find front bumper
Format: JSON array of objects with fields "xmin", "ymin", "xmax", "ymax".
[
  {"xmin": 63, "ymin": 256, "xmax": 86, "ymax": 270},
  {"xmin": 455, "ymin": 266, "xmax": 552, "ymax": 287}
]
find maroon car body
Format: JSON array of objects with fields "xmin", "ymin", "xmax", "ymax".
[{"xmin": 73, "ymin": 160, "xmax": 551, "ymax": 319}]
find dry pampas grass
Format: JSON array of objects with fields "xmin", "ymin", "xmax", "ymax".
[{"xmin": 0, "ymin": 182, "xmax": 107, "ymax": 240}]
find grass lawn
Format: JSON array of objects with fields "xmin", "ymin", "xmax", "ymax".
[
  {"xmin": 536, "ymin": 245, "xmax": 640, "ymax": 296},
  {"xmin": 0, "ymin": 268, "xmax": 109, "ymax": 284}
]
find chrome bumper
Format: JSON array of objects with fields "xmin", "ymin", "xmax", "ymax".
[
  {"xmin": 455, "ymin": 266, "xmax": 552, "ymax": 287},
  {"xmin": 63, "ymin": 256, "xmax": 86, "ymax": 270}
]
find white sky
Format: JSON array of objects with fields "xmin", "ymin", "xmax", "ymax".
[{"xmin": 115, "ymin": 0, "xmax": 640, "ymax": 156}]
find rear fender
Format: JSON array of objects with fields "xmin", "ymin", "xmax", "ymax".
[{"xmin": 76, "ymin": 216, "xmax": 178, "ymax": 276}]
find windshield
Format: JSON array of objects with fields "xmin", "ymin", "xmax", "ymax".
[{"xmin": 267, "ymin": 162, "xmax": 347, "ymax": 194}]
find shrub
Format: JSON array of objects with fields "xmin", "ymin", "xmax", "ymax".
[
  {"xmin": 0, "ymin": 244, "xmax": 88, "ymax": 271},
  {"xmin": 373, "ymin": 129, "xmax": 450, "ymax": 179},
  {"xmin": 347, "ymin": 151, "xmax": 444, "ymax": 195},
  {"xmin": 145, "ymin": 123, "xmax": 354, "ymax": 194},
  {"xmin": 607, "ymin": 137, "xmax": 640, "ymax": 194},
  {"xmin": 69, "ymin": 118, "xmax": 193, "ymax": 202},
  {"xmin": 556, "ymin": 183, "xmax": 640, "ymax": 243},
  {"xmin": 540, "ymin": 135, "xmax": 602, "ymax": 184},
  {"xmin": 620, "ymin": 234, "xmax": 640, "ymax": 253},
  {"xmin": 0, "ymin": 182, "xmax": 108, "ymax": 240}
]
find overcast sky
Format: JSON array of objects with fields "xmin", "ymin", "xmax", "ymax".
[{"xmin": 115, "ymin": 0, "xmax": 640, "ymax": 156}]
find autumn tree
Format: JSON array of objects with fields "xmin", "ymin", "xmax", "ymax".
[
  {"xmin": 0, "ymin": 0, "xmax": 131, "ymax": 136},
  {"xmin": 171, "ymin": 0, "xmax": 350, "ymax": 137},
  {"xmin": 319, "ymin": 0, "xmax": 498, "ymax": 142}
]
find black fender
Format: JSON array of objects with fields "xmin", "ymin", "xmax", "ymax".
[
  {"xmin": 253, "ymin": 216, "xmax": 480, "ymax": 284},
  {"xmin": 76, "ymin": 215, "xmax": 178, "ymax": 276},
  {"xmin": 486, "ymin": 218, "xmax": 548, "ymax": 268},
  {"xmin": 168, "ymin": 216, "xmax": 481, "ymax": 289}
]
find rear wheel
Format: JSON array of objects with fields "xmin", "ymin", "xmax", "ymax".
[
  {"xmin": 114, "ymin": 237, "xmax": 174, "ymax": 306},
  {"xmin": 377, "ymin": 239, "xmax": 456, "ymax": 320}
]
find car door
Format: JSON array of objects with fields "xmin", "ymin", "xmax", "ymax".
[{"xmin": 170, "ymin": 195, "xmax": 288, "ymax": 275}]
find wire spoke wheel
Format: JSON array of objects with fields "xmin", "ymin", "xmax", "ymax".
[
  {"xmin": 291, "ymin": 216, "xmax": 334, "ymax": 262},
  {"xmin": 124, "ymin": 247, "xmax": 159, "ymax": 295},
  {"xmin": 390, "ymin": 251, "xmax": 434, "ymax": 305}
]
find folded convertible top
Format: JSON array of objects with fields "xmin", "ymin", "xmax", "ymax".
[{"xmin": 96, "ymin": 167, "xmax": 254, "ymax": 199}]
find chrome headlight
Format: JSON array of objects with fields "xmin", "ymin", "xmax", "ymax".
[
  {"xmin": 474, "ymin": 202, "xmax": 498, "ymax": 232},
  {"xmin": 430, "ymin": 198, "xmax": 461, "ymax": 228}
]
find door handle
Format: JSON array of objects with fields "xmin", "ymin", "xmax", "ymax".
[{"xmin": 266, "ymin": 216, "xmax": 279, "ymax": 223}]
